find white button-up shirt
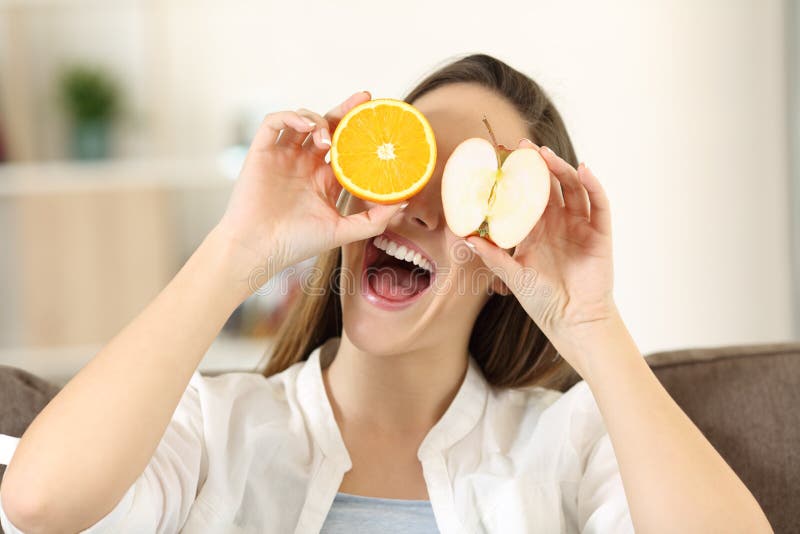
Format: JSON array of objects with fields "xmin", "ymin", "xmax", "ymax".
[{"xmin": 0, "ymin": 337, "xmax": 634, "ymax": 533}]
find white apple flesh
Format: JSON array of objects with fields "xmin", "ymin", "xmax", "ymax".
[{"xmin": 441, "ymin": 137, "xmax": 551, "ymax": 249}]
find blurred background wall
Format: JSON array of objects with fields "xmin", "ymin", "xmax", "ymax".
[
  {"xmin": 0, "ymin": 0, "xmax": 796, "ymax": 383},
  {"xmin": 789, "ymin": 0, "xmax": 800, "ymax": 341}
]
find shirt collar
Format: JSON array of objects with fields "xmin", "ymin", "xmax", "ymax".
[{"xmin": 296, "ymin": 337, "xmax": 490, "ymax": 468}]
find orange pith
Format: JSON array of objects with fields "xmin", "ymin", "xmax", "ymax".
[{"xmin": 330, "ymin": 99, "xmax": 437, "ymax": 204}]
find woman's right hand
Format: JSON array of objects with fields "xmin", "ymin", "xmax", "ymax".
[{"xmin": 212, "ymin": 90, "xmax": 406, "ymax": 293}]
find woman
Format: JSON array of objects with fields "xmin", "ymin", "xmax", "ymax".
[{"xmin": 0, "ymin": 54, "xmax": 772, "ymax": 533}]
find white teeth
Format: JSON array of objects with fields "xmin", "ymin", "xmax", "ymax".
[{"xmin": 372, "ymin": 236, "xmax": 432, "ymax": 272}]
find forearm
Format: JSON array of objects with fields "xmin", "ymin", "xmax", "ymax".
[
  {"xmin": 550, "ymin": 310, "xmax": 773, "ymax": 533},
  {"xmin": 0, "ymin": 226, "xmax": 261, "ymax": 533}
]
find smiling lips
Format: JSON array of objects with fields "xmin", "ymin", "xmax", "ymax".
[{"xmin": 361, "ymin": 232, "xmax": 436, "ymax": 310}]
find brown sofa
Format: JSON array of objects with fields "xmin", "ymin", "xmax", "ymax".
[{"xmin": 0, "ymin": 342, "xmax": 797, "ymax": 533}]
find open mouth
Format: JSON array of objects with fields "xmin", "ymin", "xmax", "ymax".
[{"xmin": 361, "ymin": 232, "xmax": 435, "ymax": 309}]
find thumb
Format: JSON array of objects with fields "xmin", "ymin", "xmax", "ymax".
[
  {"xmin": 333, "ymin": 201, "xmax": 407, "ymax": 246},
  {"xmin": 464, "ymin": 236, "xmax": 522, "ymax": 288}
]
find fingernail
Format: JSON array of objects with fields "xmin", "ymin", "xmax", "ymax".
[
  {"xmin": 463, "ymin": 239, "xmax": 477, "ymax": 251},
  {"xmin": 520, "ymin": 138, "xmax": 533, "ymax": 144},
  {"xmin": 541, "ymin": 146, "xmax": 556, "ymax": 157},
  {"xmin": 362, "ymin": 90, "xmax": 371, "ymax": 98},
  {"xmin": 306, "ymin": 120, "xmax": 316, "ymax": 128},
  {"xmin": 320, "ymin": 128, "xmax": 331, "ymax": 145},
  {"xmin": 400, "ymin": 201, "xmax": 409, "ymax": 209}
]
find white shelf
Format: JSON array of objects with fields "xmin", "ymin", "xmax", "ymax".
[
  {"xmin": 0, "ymin": 0, "xmax": 141, "ymax": 8},
  {"xmin": 0, "ymin": 158, "xmax": 232, "ymax": 196}
]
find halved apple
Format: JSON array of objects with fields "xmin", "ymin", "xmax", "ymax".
[{"xmin": 441, "ymin": 120, "xmax": 551, "ymax": 249}]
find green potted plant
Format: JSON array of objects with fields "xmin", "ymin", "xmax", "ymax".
[{"xmin": 59, "ymin": 65, "xmax": 120, "ymax": 159}]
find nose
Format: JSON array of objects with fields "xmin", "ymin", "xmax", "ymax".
[{"xmin": 400, "ymin": 174, "xmax": 444, "ymax": 230}]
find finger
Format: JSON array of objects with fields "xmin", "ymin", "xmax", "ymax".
[
  {"xmin": 333, "ymin": 201, "xmax": 407, "ymax": 246},
  {"xmin": 323, "ymin": 169, "xmax": 344, "ymax": 206},
  {"xmin": 251, "ymin": 111, "xmax": 316, "ymax": 150},
  {"xmin": 467, "ymin": 236, "xmax": 554, "ymax": 308},
  {"xmin": 294, "ymin": 108, "xmax": 333, "ymax": 154},
  {"xmin": 463, "ymin": 236, "xmax": 522, "ymax": 290},
  {"xmin": 518, "ymin": 138, "xmax": 540, "ymax": 150},
  {"xmin": 578, "ymin": 163, "xmax": 612, "ymax": 235},
  {"xmin": 324, "ymin": 90, "xmax": 372, "ymax": 133},
  {"xmin": 279, "ymin": 109, "xmax": 320, "ymax": 147},
  {"xmin": 539, "ymin": 146, "xmax": 590, "ymax": 219},
  {"xmin": 548, "ymin": 174, "xmax": 565, "ymax": 207}
]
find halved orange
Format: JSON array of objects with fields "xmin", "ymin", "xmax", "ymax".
[{"xmin": 330, "ymin": 99, "xmax": 437, "ymax": 204}]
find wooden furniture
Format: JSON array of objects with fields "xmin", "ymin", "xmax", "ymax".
[{"xmin": 0, "ymin": 158, "xmax": 232, "ymax": 349}]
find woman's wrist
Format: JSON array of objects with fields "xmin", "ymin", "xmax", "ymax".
[
  {"xmin": 545, "ymin": 302, "xmax": 632, "ymax": 380},
  {"xmin": 197, "ymin": 225, "xmax": 283, "ymax": 309}
]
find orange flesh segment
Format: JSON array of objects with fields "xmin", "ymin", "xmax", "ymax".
[{"xmin": 331, "ymin": 99, "xmax": 436, "ymax": 203}]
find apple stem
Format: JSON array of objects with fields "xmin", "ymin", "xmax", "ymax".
[{"xmin": 482, "ymin": 116, "xmax": 500, "ymax": 147}]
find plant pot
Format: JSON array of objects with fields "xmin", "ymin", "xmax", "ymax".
[{"xmin": 72, "ymin": 119, "xmax": 111, "ymax": 160}]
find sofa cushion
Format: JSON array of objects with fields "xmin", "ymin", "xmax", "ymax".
[
  {"xmin": 0, "ymin": 365, "xmax": 60, "ymax": 487},
  {"xmin": 646, "ymin": 342, "xmax": 800, "ymax": 534},
  {"xmin": 0, "ymin": 344, "xmax": 796, "ymax": 532}
]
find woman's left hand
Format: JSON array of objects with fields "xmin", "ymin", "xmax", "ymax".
[{"xmin": 465, "ymin": 139, "xmax": 616, "ymax": 372}]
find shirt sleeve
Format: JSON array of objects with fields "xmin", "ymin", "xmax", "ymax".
[
  {"xmin": 577, "ymin": 431, "xmax": 635, "ymax": 533},
  {"xmin": 0, "ymin": 371, "xmax": 207, "ymax": 534},
  {"xmin": 564, "ymin": 381, "xmax": 634, "ymax": 534}
]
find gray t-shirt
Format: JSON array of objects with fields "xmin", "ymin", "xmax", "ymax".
[{"xmin": 320, "ymin": 492, "xmax": 439, "ymax": 533}]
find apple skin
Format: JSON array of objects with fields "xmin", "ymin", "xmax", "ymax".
[{"xmin": 441, "ymin": 136, "xmax": 550, "ymax": 249}]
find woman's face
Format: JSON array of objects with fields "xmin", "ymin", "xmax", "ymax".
[{"xmin": 338, "ymin": 82, "xmax": 531, "ymax": 356}]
